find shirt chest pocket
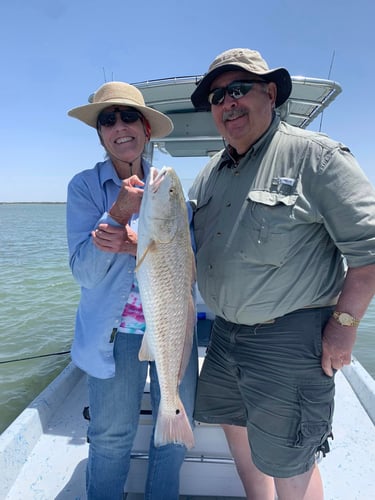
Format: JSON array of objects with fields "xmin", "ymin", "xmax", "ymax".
[{"xmin": 239, "ymin": 191, "xmax": 298, "ymax": 267}]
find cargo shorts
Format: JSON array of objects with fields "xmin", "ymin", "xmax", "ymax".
[{"xmin": 194, "ymin": 306, "xmax": 335, "ymax": 478}]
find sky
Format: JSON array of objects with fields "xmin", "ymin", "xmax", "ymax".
[{"xmin": 0, "ymin": 0, "xmax": 374, "ymax": 202}]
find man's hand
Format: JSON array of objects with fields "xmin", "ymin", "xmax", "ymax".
[
  {"xmin": 92, "ymin": 223, "xmax": 137, "ymax": 256},
  {"xmin": 109, "ymin": 175, "xmax": 144, "ymax": 225},
  {"xmin": 321, "ymin": 319, "xmax": 357, "ymax": 377}
]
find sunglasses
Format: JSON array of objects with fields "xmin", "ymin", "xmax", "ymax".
[
  {"xmin": 208, "ymin": 80, "xmax": 266, "ymax": 106},
  {"xmin": 97, "ymin": 108, "xmax": 143, "ymax": 127}
]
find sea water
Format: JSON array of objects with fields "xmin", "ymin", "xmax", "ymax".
[{"xmin": 0, "ymin": 203, "xmax": 374, "ymax": 434}]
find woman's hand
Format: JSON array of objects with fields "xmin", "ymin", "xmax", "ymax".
[
  {"xmin": 109, "ymin": 175, "xmax": 144, "ymax": 225},
  {"xmin": 92, "ymin": 223, "xmax": 137, "ymax": 256}
]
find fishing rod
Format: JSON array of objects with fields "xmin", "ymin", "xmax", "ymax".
[{"xmin": 0, "ymin": 350, "xmax": 71, "ymax": 365}]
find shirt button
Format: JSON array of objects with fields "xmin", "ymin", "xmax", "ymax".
[{"xmin": 226, "ymin": 202, "xmax": 231, "ymax": 207}]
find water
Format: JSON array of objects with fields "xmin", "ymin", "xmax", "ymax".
[
  {"xmin": 1, "ymin": 203, "xmax": 375, "ymax": 434},
  {"xmin": 0, "ymin": 203, "xmax": 79, "ymax": 433}
]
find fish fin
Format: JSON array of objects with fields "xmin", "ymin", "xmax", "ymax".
[
  {"xmin": 138, "ymin": 332, "xmax": 155, "ymax": 361},
  {"xmin": 154, "ymin": 396, "xmax": 195, "ymax": 450},
  {"xmin": 135, "ymin": 240, "xmax": 157, "ymax": 272},
  {"xmin": 178, "ymin": 294, "xmax": 195, "ymax": 383}
]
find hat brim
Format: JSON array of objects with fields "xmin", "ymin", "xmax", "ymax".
[
  {"xmin": 68, "ymin": 99, "xmax": 173, "ymax": 139},
  {"xmin": 191, "ymin": 64, "xmax": 292, "ymax": 109}
]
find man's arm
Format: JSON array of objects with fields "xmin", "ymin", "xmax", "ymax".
[{"xmin": 321, "ymin": 263, "xmax": 375, "ymax": 376}]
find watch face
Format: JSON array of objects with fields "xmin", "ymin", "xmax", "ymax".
[{"xmin": 339, "ymin": 313, "xmax": 352, "ymax": 326}]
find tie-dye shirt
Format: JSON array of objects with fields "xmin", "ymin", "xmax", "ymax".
[{"xmin": 118, "ymin": 277, "xmax": 146, "ymax": 334}]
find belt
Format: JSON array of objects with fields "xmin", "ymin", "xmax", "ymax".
[{"xmin": 260, "ymin": 301, "xmax": 338, "ymax": 325}]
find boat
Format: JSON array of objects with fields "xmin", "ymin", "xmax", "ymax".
[{"xmin": 1, "ymin": 75, "xmax": 375, "ymax": 500}]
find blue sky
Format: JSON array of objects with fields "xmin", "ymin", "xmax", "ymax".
[{"xmin": 1, "ymin": 0, "xmax": 374, "ymax": 202}]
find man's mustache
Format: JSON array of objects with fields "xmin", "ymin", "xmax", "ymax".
[{"xmin": 222, "ymin": 108, "xmax": 247, "ymax": 122}]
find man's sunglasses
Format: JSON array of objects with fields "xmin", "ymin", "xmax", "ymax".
[
  {"xmin": 208, "ymin": 80, "xmax": 266, "ymax": 106},
  {"xmin": 97, "ymin": 108, "xmax": 143, "ymax": 127}
]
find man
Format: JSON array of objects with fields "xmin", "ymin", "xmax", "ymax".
[{"xmin": 189, "ymin": 48, "xmax": 375, "ymax": 500}]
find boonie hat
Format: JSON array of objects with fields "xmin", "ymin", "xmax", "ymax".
[
  {"xmin": 68, "ymin": 81, "xmax": 173, "ymax": 139},
  {"xmin": 191, "ymin": 48, "xmax": 292, "ymax": 109}
]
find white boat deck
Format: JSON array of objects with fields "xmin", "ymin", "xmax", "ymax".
[{"xmin": 1, "ymin": 353, "xmax": 375, "ymax": 500}]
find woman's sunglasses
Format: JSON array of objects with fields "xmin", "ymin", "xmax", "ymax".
[
  {"xmin": 208, "ymin": 80, "xmax": 266, "ymax": 106},
  {"xmin": 97, "ymin": 108, "xmax": 143, "ymax": 127}
]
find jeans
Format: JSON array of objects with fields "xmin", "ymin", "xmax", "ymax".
[{"xmin": 86, "ymin": 332, "xmax": 198, "ymax": 500}]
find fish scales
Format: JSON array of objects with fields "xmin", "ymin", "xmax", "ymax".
[{"xmin": 136, "ymin": 166, "xmax": 195, "ymax": 449}]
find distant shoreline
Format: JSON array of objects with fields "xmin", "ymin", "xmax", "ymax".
[{"xmin": 0, "ymin": 202, "xmax": 66, "ymax": 205}]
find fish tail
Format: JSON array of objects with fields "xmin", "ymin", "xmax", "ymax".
[{"xmin": 154, "ymin": 396, "xmax": 195, "ymax": 450}]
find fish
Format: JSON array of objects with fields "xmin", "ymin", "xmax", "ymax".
[{"xmin": 136, "ymin": 166, "xmax": 196, "ymax": 449}]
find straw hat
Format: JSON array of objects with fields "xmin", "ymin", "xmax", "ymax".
[
  {"xmin": 191, "ymin": 48, "xmax": 292, "ymax": 109},
  {"xmin": 68, "ymin": 81, "xmax": 173, "ymax": 138}
]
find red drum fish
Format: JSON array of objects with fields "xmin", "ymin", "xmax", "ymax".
[{"xmin": 136, "ymin": 166, "xmax": 196, "ymax": 449}]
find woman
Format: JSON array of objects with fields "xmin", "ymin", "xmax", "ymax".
[{"xmin": 67, "ymin": 81, "xmax": 198, "ymax": 500}]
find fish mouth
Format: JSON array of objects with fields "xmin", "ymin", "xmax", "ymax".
[{"xmin": 150, "ymin": 166, "xmax": 168, "ymax": 193}]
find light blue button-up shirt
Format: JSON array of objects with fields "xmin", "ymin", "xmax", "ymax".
[
  {"xmin": 66, "ymin": 159, "xmax": 150, "ymax": 378},
  {"xmin": 67, "ymin": 159, "xmax": 194, "ymax": 379}
]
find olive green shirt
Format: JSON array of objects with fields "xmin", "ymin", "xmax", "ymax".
[{"xmin": 189, "ymin": 116, "xmax": 375, "ymax": 325}]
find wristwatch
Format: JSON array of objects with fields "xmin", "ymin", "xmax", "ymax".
[{"xmin": 332, "ymin": 311, "xmax": 360, "ymax": 327}]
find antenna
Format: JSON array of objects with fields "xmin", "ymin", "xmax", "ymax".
[
  {"xmin": 102, "ymin": 68, "xmax": 114, "ymax": 82},
  {"xmin": 327, "ymin": 49, "xmax": 336, "ymax": 79},
  {"xmin": 319, "ymin": 50, "xmax": 336, "ymax": 132}
]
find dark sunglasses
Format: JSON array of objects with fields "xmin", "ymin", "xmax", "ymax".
[
  {"xmin": 97, "ymin": 108, "xmax": 143, "ymax": 127},
  {"xmin": 208, "ymin": 80, "xmax": 266, "ymax": 106}
]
